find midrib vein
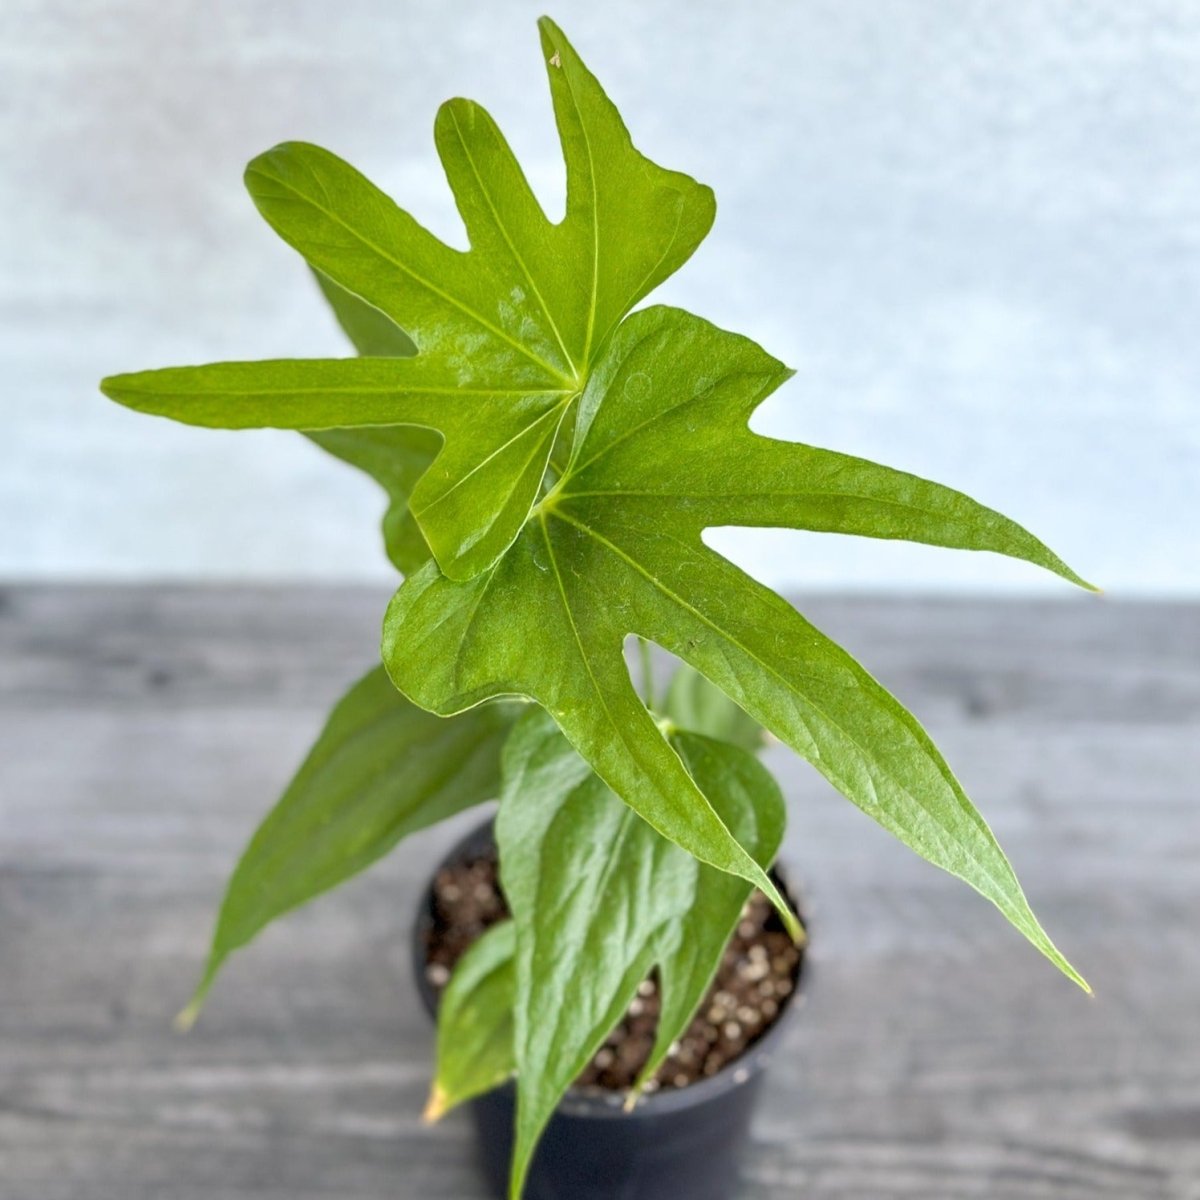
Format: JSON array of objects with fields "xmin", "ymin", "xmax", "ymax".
[{"xmin": 447, "ymin": 105, "xmax": 578, "ymax": 378}]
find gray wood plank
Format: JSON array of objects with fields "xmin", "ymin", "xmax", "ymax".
[{"xmin": 1, "ymin": 586, "xmax": 1197, "ymax": 1199}]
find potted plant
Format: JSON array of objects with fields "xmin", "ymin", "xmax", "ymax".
[{"xmin": 100, "ymin": 17, "xmax": 1094, "ymax": 1200}]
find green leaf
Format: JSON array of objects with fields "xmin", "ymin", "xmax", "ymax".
[
  {"xmin": 385, "ymin": 551, "xmax": 799, "ymax": 939},
  {"xmin": 664, "ymin": 662, "xmax": 765, "ymax": 753},
  {"xmin": 99, "ymin": 354, "xmax": 578, "ymax": 583},
  {"xmin": 312, "ymin": 268, "xmax": 417, "ymax": 358},
  {"xmin": 563, "ymin": 309, "xmax": 1094, "ymax": 591},
  {"xmin": 383, "ymin": 304, "xmax": 1088, "ymax": 990},
  {"xmin": 102, "ymin": 20, "xmax": 714, "ymax": 582},
  {"xmin": 306, "ymin": 425, "xmax": 439, "ymax": 575},
  {"xmin": 178, "ymin": 667, "xmax": 520, "ymax": 1025},
  {"xmin": 494, "ymin": 710, "xmax": 785, "ymax": 1199},
  {"xmin": 427, "ymin": 921, "xmax": 516, "ymax": 1121},
  {"xmin": 632, "ymin": 731, "xmax": 786, "ymax": 1092},
  {"xmin": 304, "ymin": 270, "xmax": 438, "ymax": 574},
  {"xmin": 290, "ymin": 14, "xmax": 713, "ymax": 382}
]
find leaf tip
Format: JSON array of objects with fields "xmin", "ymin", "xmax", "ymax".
[
  {"xmin": 537, "ymin": 16, "xmax": 575, "ymax": 72},
  {"xmin": 1033, "ymin": 923, "xmax": 1090, "ymax": 994},
  {"xmin": 422, "ymin": 1083, "xmax": 449, "ymax": 1124},
  {"xmin": 1061, "ymin": 564, "xmax": 1102, "ymax": 594},
  {"xmin": 785, "ymin": 910, "xmax": 805, "ymax": 946},
  {"xmin": 173, "ymin": 999, "xmax": 202, "ymax": 1034},
  {"xmin": 762, "ymin": 876, "xmax": 803, "ymax": 945},
  {"xmin": 99, "ymin": 373, "xmax": 140, "ymax": 407},
  {"xmin": 174, "ymin": 969, "xmax": 217, "ymax": 1033},
  {"xmin": 1066, "ymin": 962, "xmax": 1093, "ymax": 996},
  {"xmin": 242, "ymin": 143, "xmax": 284, "ymax": 183},
  {"xmin": 242, "ymin": 140, "xmax": 316, "ymax": 198}
]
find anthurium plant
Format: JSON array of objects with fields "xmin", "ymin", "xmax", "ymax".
[{"xmin": 101, "ymin": 17, "xmax": 1093, "ymax": 1200}]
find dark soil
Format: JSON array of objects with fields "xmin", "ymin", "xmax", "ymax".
[{"xmin": 423, "ymin": 847, "xmax": 804, "ymax": 1094}]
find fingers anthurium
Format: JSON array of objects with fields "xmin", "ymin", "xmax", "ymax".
[
  {"xmin": 99, "ymin": 16, "xmax": 1094, "ymax": 1200},
  {"xmin": 102, "ymin": 19, "xmax": 713, "ymax": 584}
]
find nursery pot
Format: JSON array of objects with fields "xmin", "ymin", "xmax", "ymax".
[{"xmin": 412, "ymin": 819, "xmax": 807, "ymax": 1200}]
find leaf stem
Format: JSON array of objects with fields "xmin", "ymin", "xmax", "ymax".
[{"xmin": 637, "ymin": 637, "xmax": 656, "ymax": 710}]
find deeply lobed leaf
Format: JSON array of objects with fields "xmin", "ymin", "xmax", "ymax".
[
  {"xmin": 384, "ymin": 304, "xmax": 1089, "ymax": 988},
  {"xmin": 102, "ymin": 19, "xmax": 714, "ymax": 582},
  {"xmin": 98, "ymin": 18, "xmax": 1093, "ymax": 1067}
]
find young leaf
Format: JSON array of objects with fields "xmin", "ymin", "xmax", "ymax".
[
  {"xmin": 102, "ymin": 20, "xmax": 714, "ymax": 582},
  {"xmin": 427, "ymin": 921, "xmax": 517, "ymax": 1121},
  {"xmin": 494, "ymin": 710, "xmax": 785, "ymax": 1199},
  {"xmin": 383, "ymin": 304, "xmax": 1088, "ymax": 989},
  {"xmin": 179, "ymin": 667, "xmax": 520, "ymax": 1023}
]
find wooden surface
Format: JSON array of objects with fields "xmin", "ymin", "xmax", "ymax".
[{"xmin": 1, "ymin": 585, "xmax": 1197, "ymax": 1199}]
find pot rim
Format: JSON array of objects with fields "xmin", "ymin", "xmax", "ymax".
[{"xmin": 411, "ymin": 815, "xmax": 808, "ymax": 1120}]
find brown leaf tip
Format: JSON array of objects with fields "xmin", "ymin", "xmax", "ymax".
[{"xmin": 423, "ymin": 1084, "xmax": 449, "ymax": 1124}]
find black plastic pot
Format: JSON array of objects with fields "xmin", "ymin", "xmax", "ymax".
[{"xmin": 412, "ymin": 819, "xmax": 806, "ymax": 1200}]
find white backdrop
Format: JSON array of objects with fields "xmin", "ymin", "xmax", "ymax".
[{"xmin": 3, "ymin": 0, "xmax": 1196, "ymax": 592}]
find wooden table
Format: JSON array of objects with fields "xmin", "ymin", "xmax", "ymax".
[{"xmin": 2, "ymin": 586, "xmax": 1196, "ymax": 1199}]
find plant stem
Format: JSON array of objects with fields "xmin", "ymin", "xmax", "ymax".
[{"xmin": 637, "ymin": 636, "xmax": 656, "ymax": 710}]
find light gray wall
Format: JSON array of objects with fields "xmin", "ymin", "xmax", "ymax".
[{"xmin": 3, "ymin": 0, "xmax": 1196, "ymax": 592}]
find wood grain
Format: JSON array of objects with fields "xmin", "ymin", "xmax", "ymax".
[{"xmin": 1, "ymin": 586, "xmax": 1196, "ymax": 1199}]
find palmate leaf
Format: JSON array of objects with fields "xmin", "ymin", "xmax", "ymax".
[
  {"xmin": 101, "ymin": 19, "xmax": 714, "ymax": 582},
  {"xmin": 428, "ymin": 708, "xmax": 785, "ymax": 1199},
  {"xmin": 97, "ymin": 14, "xmax": 1092, "ymax": 1043},
  {"xmin": 178, "ymin": 667, "xmax": 520, "ymax": 1024},
  {"xmin": 384, "ymin": 304, "xmax": 1091, "ymax": 988}
]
